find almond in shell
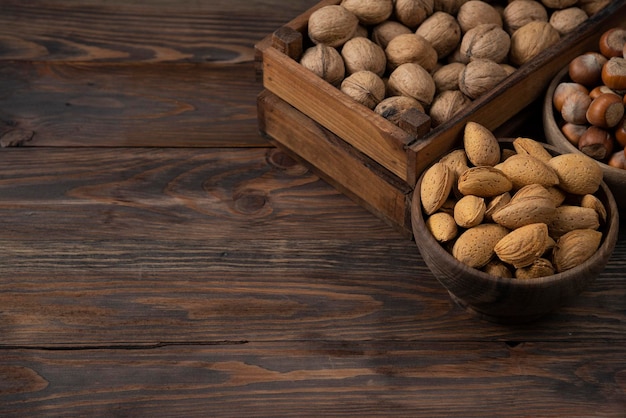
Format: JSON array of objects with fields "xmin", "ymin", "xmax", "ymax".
[
  {"xmin": 454, "ymin": 195, "xmax": 486, "ymax": 228},
  {"xmin": 457, "ymin": 166, "xmax": 513, "ymax": 197},
  {"xmin": 452, "ymin": 223, "xmax": 510, "ymax": 268},
  {"xmin": 491, "ymin": 195, "xmax": 556, "ymax": 230},
  {"xmin": 420, "ymin": 162, "xmax": 454, "ymax": 215},
  {"xmin": 463, "ymin": 121, "xmax": 501, "ymax": 166},
  {"xmin": 515, "ymin": 258, "xmax": 555, "ymax": 279},
  {"xmin": 547, "ymin": 153, "xmax": 603, "ymax": 195},
  {"xmin": 549, "ymin": 205, "xmax": 600, "ymax": 238},
  {"xmin": 553, "ymin": 228, "xmax": 603, "ymax": 272},
  {"xmin": 500, "ymin": 154, "xmax": 559, "ymax": 190},
  {"xmin": 426, "ymin": 212, "xmax": 458, "ymax": 242},
  {"xmin": 512, "ymin": 137, "xmax": 553, "ymax": 164},
  {"xmin": 494, "ymin": 222, "xmax": 550, "ymax": 269}
]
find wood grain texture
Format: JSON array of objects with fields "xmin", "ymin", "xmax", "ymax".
[
  {"xmin": 0, "ymin": 0, "xmax": 321, "ymax": 63},
  {"xmin": 1, "ymin": 0, "xmax": 625, "ymax": 415},
  {"xmin": 0, "ymin": 148, "xmax": 624, "ymax": 347},
  {"xmin": 0, "ymin": 0, "xmax": 321, "ymax": 147},
  {"xmin": 0, "ymin": 342, "xmax": 624, "ymax": 417}
]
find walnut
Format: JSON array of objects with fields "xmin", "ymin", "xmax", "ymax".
[
  {"xmin": 456, "ymin": 0, "xmax": 503, "ymax": 33},
  {"xmin": 433, "ymin": 62, "xmax": 466, "ymax": 92},
  {"xmin": 341, "ymin": 37, "xmax": 386, "ymax": 76},
  {"xmin": 385, "ymin": 33, "xmax": 438, "ymax": 72},
  {"xmin": 459, "ymin": 23, "xmax": 511, "ymax": 63},
  {"xmin": 300, "ymin": 44, "xmax": 346, "ymax": 87},
  {"xmin": 433, "ymin": 0, "xmax": 467, "ymax": 15},
  {"xmin": 549, "ymin": 7, "xmax": 588, "ymax": 35},
  {"xmin": 503, "ymin": 0, "xmax": 548, "ymax": 35},
  {"xmin": 341, "ymin": 0, "xmax": 394, "ymax": 26},
  {"xmin": 387, "ymin": 62, "xmax": 436, "ymax": 107},
  {"xmin": 394, "ymin": 0, "xmax": 434, "ymax": 29},
  {"xmin": 509, "ymin": 21, "xmax": 560, "ymax": 66},
  {"xmin": 374, "ymin": 95, "xmax": 425, "ymax": 125},
  {"xmin": 415, "ymin": 11, "xmax": 461, "ymax": 59},
  {"xmin": 308, "ymin": 5, "xmax": 359, "ymax": 48},
  {"xmin": 500, "ymin": 63, "xmax": 517, "ymax": 76},
  {"xmin": 458, "ymin": 58, "xmax": 508, "ymax": 99},
  {"xmin": 577, "ymin": 0, "xmax": 611, "ymax": 16},
  {"xmin": 340, "ymin": 70, "xmax": 386, "ymax": 109},
  {"xmin": 540, "ymin": 0, "xmax": 578, "ymax": 10},
  {"xmin": 429, "ymin": 90, "xmax": 472, "ymax": 126},
  {"xmin": 371, "ymin": 21, "xmax": 413, "ymax": 49}
]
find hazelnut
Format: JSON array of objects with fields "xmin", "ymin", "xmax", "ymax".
[
  {"xmin": 607, "ymin": 149, "xmax": 626, "ymax": 169},
  {"xmin": 614, "ymin": 116, "xmax": 626, "ymax": 147},
  {"xmin": 586, "ymin": 92, "xmax": 625, "ymax": 129},
  {"xmin": 456, "ymin": 1, "xmax": 503, "ymax": 33},
  {"xmin": 429, "ymin": 90, "xmax": 472, "ymax": 127},
  {"xmin": 308, "ymin": 5, "xmax": 359, "ymax": 48},
  {"xmin": 458, "ymin": 58, "xmax": 508, "ymax": 99},
  {"xmin": 503, "ymin": 0, "xmax": 548, "ymax": 35},
  {"xmin": 300, "ymin": 44, "xmax": 346, "ymax": 87},
  {"xmin": 415, "ymin": 12, "xmax": 461, "ymax": 60},
  {"xmin": 385, "ymin": 33, "xmax": 438, "ymax": 72},
  {"xmin": 599, "ymin": 28, "xmax": 626, "ymax": 58},
  {"xmin": 433, "ymin": 62, "xmax": 466, "ymax": 92},
  {"xmin": 540, "ymin": 0, "xmax": 577, "ymax": 9},
  {"xmin": 549, "ymin": 7, "xmax": 588, "ymax": 36},
  {"xmin": 387, "ymin": 62, "xmax": 436, "ymax": 107},
  {"xmin": 509, "ymin": 21, "xmax": 560, "ymax": 66},
  {"xmin": 459, "ymin": 23, "xmax": 511, "ymax": 64},
  {"xmin": 340, "ymin": 70, "xmax": 386, "ymax": 109},
  {"xmin": 560, "ymin": 89, "xmax": 592, "ymax": 125},
  {"xmin": 393, "ymin": 0, "xmax": 434, "ymax": 29},
  {"xmin": 371, "ymin": 21, "xmax": 412, "ymax": 49},
  {"xmin": 374, "ymin": 95, "xmax": 425, "ymax": 125},
  {"xmin": 561, "ymin": 122, "xmax": 588, "ymax": 146},
  {"xmin": 568, "ymin": 52, "xmax": 607, "ymax": 88},
  {"xmin": 341, "ymin": 37, "xmax": 387, "ymax": 76},
  {"xmin": 340, "ymin": 0, "xmax": 393, "ymax": 26},
  {"xmin": 601, "ymin": 57, "xmax": 626, "ymax": 91},
  {"xmin": 578, "ymin": 125, "xmax": 614, "ymax": 160},
  {"xmin": 589, "ymin": 85, "xmax": 618, "ymax": 100},
  {"xmin": 552, "ymin": 82, "xmax": 589, "ymax": 112}
]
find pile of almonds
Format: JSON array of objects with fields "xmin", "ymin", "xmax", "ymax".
[
  {"xmin": 552, "ymin": 27, "xmax": 626, "ymax": 168},
  {"xmin": 420, "ymin": 121, "xmax": 607, "ymax": 279},
  {"xmin": 299, "ymin": 0, "xmax": 610, "ymax": 129}
]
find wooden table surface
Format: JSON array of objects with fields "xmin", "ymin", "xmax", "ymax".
[{"xmin": 1, "ymin": 1, "xmax": 625, "ymax": 416}]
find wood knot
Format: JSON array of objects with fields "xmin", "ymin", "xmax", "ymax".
[
  {"xmin": 233, "ymin": 189, "xmax": 270, "ymax": 215},
  {"xmin": 266, "ymin": 148, "xmax": 308, "ymax": 176}
]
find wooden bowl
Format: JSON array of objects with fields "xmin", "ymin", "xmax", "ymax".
[
  {"xmin": 544, "ymin": 65, "xmax": 626, "ymax": 207},
  {"xmin": 411, "ymin": 140, "xmax": 619, "ymax": 324}
]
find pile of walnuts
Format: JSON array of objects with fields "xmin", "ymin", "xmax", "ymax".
[{"xmin": 299, "ymin": 0, "xmax": 609, "ymax": 129}]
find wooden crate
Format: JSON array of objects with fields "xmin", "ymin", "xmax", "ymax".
[{"xmin": 255, "ymin": 0, "xmax": 626, "ymax": 237}]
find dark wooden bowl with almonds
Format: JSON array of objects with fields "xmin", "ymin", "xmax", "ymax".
[{"xmin": 410, "ymin": 139, "xmax": 618, "ymax": 324}]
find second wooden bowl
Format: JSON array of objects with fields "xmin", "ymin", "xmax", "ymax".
[
  {"xmin": 544, "ymin": 66, "xmax": 626, "ymax": 207},
  {"xmin": 411, "ymin": 140, "xmax": 619, "ymax": 324}
]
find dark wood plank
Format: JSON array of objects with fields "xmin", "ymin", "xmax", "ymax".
[
  {"xmin": 0, "ymin": 61, "xmax": 270, "ymax": 147},
  {"xmin": 0, "ymin": 148, "xmax": 624, "ymax": 346},
  {"xmin": 0, "ymin": 147, "xmax": 392, "ymax": 239},
  {"xmin": 0, "ymin": 0, "xmax": 321, "ymax": 63},
  {"xmin": 0, "ymin": 342, "xmax": 624, "ymax": 417}
]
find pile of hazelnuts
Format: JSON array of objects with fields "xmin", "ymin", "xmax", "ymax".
[{"xmin": 552, "ymin": 27, "xmax": 626, "ymax": 169}]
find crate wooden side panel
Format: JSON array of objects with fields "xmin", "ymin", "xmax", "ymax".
[
  {"xmin": 258, "ymin": 90, "xmax": 413, "ymax": 238},
  {"xmin": 262, "ymin": 46, "xmax": 417, "ymax": 184}
]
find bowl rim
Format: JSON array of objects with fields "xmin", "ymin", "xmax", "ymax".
[
  {"xmin": 543, "ymin": 65, "xmax": 626, "ymax": 178},
  {"xmin": 411, "ymin": 139, "xmax": 619, "ymax": 287}
]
